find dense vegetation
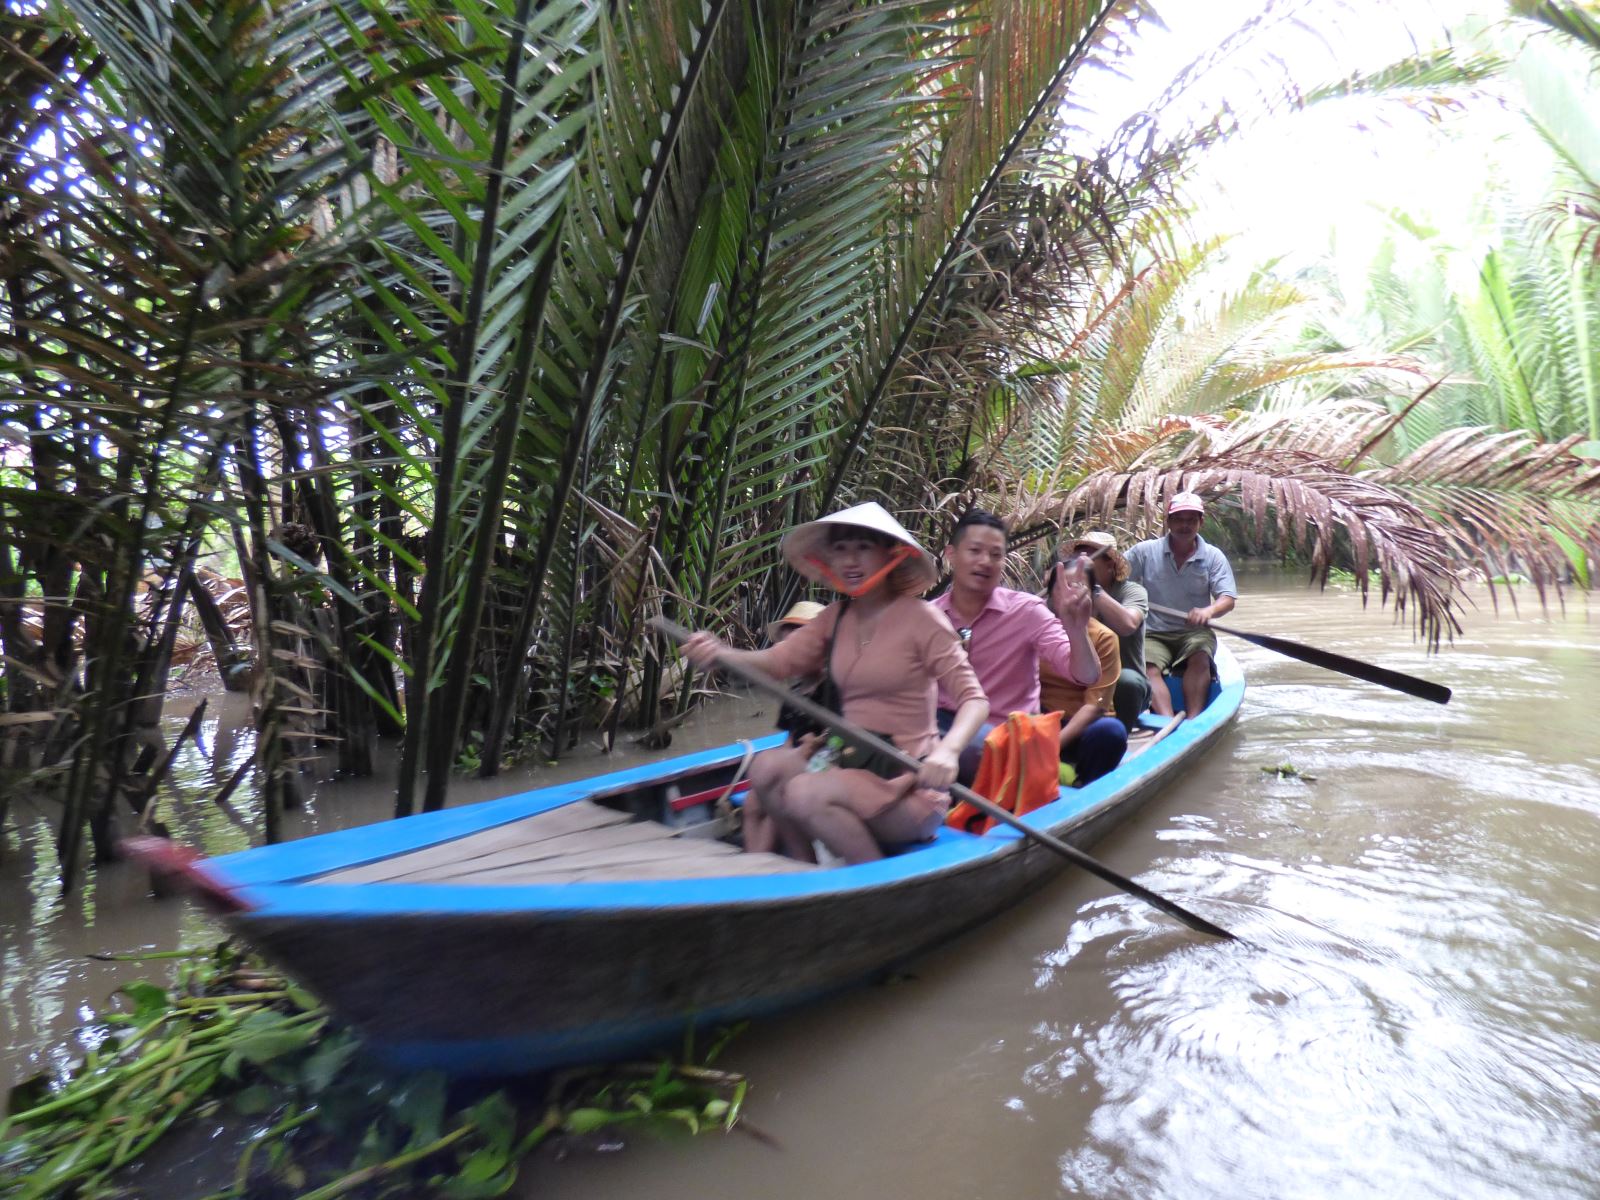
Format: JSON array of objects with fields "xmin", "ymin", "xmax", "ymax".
[
  {"xmin": 0, "ymin": 943, "xmax": 753, "ymax": 1198},
  {"xmin": 2, "ymin": 0, "xmax": 1596, "ymax": 881}
]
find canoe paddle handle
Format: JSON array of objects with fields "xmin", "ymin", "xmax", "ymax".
[{"xmin": 649, "ymin": 616, "xmax": 1237, "ymax": 942}]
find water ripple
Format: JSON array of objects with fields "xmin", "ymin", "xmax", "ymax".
[
  {"xmin": 1031, "ymin": 896, "xmax": 1600, "ymax": 1198},
  {"xmin": 1026, "ymin": 788, "xmax": 1600, "ymax": 1200}
]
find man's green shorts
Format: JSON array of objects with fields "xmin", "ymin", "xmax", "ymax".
[{"xmin": 1144, "ymin": 626, "xmax": 1218, "ymax": 673}]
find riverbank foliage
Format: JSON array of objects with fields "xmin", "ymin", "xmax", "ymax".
[
  {"xmin": 2, "ymin": 0, "xmax": 1596, "ymax": 880},
  {"xmin": 0, "ymin": 943, "xmax": 752, "ymax": 1199}
]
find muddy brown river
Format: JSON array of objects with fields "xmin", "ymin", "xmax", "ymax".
[{"xmin": 4, "ymin": 573, "xmax": 1598, "ymax": 1198}]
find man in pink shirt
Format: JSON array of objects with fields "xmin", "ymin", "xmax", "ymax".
[{"xmin": 931, "ymin": 510, "xmax": 1099, "ymax": 783}]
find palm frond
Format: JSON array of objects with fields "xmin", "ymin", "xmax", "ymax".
[{"xmin": 1368, "ymin": 426, "xmax": 1600, "ymax": 609}]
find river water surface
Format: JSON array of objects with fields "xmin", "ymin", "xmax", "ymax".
[{"xmin": 3, "ymin": 573, "xmax": 1598, "ymax": 1198}]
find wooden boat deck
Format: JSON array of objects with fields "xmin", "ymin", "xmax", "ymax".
[
  {"xmin": 311, "ymin": 724, "xmax": 1166, "ymax": 887},
  {"xmin": 311, "ymin": 800, "xmax": 818, "ymax": 885}
]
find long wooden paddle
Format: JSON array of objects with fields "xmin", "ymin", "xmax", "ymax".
[
  {"xmin": 1146, "ymin": 603, "xmax": 1451, "ymax": 705},
  {"xmin": 650, "ymin": 617, "xmax": 1237, "ymax": 942}
]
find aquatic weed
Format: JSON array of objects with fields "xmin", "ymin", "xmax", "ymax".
[
  {"xmin": 0, "ymin": 943, "xmax": 753, "ymax": 1199},
  {"xmin": 1260, "ymin": 762, "xmax": 1318, "ymax": 782}
]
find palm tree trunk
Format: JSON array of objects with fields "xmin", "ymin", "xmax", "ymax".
[{"xmin": 184, "ymin": 573, "xmax": 246, "ymax": 692}]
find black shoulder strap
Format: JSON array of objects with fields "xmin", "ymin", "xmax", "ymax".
[{"xmin": 823, "ymin": 595, "xmax": 851, "ymax": 694}]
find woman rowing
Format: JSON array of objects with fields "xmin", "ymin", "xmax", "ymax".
[{"xmin": 682, "ymin": 503, "xmax": 988, "ymax": 864}]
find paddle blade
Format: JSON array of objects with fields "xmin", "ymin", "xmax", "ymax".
[{"xmin": 1228, "ymin": 629, "xmax": 1452, "ymax": 705}]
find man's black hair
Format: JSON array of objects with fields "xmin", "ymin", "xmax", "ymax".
[{"xmin": 950, "ymin": 508, "xmax": 1008, "ymax": 546}]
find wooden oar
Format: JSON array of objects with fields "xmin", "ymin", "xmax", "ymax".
[
  {"xmin": 1146, "ymin": 603, "xmax": 1451, "ymax": 705},
  {"xmin": 1139, "ymin": 711, "xmax": 1186, "ymax": 750},
  {"xmin": 649, "ymin": 617, "xmax": 1237, "ymax": 942}
]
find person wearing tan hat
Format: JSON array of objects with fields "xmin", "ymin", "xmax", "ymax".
[
  {"xmin": 766, "ymin": 601, "xmax": 826, "ymax": 744},
  {"xmin": 1067, "ymin": 530, "xmax": 1151, "ymax": 728},
  {"xmin": 765, "ymin": 600, "xmax": 825, "ymax": 644},
  {"xmin": 1124, "ymin": 491, "xmax": 1238, "ymax": 719},
  {"xmin": 682, "ymin": 502, "xmax": 988, "ymax": 865}
]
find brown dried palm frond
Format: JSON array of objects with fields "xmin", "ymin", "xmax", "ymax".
[
  {"xmin": 1548, "ymin": 188, "xmax": 1600, "ymax": 263},
  {"xmin": 1366, "ymin": 427, "xmax": 1600, "ymax": 612},
  {"xmin": 968, "ymin": 394, "xmax": 1600, "ymax": 646},
  {"xmin": 979, "ymin": 442, "xmax": 1466, "ymax": 648},
  {"xmin": 804, "ymin": 3, "xmax": 1501, "ymax": 631}
]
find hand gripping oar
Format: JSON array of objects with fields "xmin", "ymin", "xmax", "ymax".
[
  {"xmin": 650, "ymin": 617, "xmax": 1237, "ymax": 942},
  {"xmin": 1147, "ymin": 603, "xmax": 1451, "ymax": 705}
]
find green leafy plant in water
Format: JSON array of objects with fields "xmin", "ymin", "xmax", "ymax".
[
  {"xmin": 0, "ymin": 942, "xmax": 323, "ymax": 1199},
  {"xmin": 0, "ymin": 944, "xmax": 753, "ymax": 1199},
  {"xmin": 455, "ymin": 730, "xmax": 485, "ymax": 776},
  {"xmin": 1261, "ymin": 762, "xmax": 1318, "ymax": 782},
  {"xmin": 552, "ymin": 1023, "xmax": 750, "ymax": 1143}
]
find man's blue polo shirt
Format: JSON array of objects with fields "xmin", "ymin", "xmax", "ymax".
[{"xmin": 1124, "ymin": 534, "xmax": 1237, "ymax": 634}]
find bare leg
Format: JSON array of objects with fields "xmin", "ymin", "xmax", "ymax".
[
  {"xmin": 770, "ymin": 802, "xmax": 820, "ymax": 863},
  {"xmin": 744, "ymin": 745, "xmax": 809, "ymax": 856},
  {"xmin": 787, "ymin": 785, "xmax": 882, "ymax": 863},
  {"xmin": 1181, "ymin": 652, "xmax": 1213, "ymax": 718},
  {"xmin": 1146, "ymin": 663, "xmax": 1175, "ymax": 716},
  {"xmin": 783, "ymin": 770, "xmax": 936, "ymax": 865}
]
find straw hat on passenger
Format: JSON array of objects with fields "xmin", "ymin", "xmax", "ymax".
[
  {"xmin": 765, "ymin": 600, "xmax": 826, "ymax": 642},
  {"xmin": 781, "ymin": 502, "xmax": 939, "ymax": 597},
  {"xmin": 1070, "ymin": 530, "xmax": 1129, "ymax": 581}
]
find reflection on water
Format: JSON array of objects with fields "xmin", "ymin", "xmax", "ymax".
[{"xmin": 3, "ymin": 575, "xmax": 1598, "ymax": 1199}]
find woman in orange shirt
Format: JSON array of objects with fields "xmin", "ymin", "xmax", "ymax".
[
  {"xmin": 682, "ymin": 503, "xmax": 988, "ymax": 864},
  {"xmin": 1038, "ymin": 615, "xmax": 1128, "ymax": 785}
]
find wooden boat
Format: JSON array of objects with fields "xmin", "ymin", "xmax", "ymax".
[{"xmin": 176, "ymin": 647, "xmax": 1243, "ymax": 1077}]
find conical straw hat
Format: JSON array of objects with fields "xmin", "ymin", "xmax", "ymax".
[{"xmin": 781, "ymin": 502, "xmax": 938, "ymax": 596}]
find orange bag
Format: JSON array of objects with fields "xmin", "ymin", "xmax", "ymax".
[{"xmin": 945, "ymin": 711, "xmax": 1063, "ymax": 835}]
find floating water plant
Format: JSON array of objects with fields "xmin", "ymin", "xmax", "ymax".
[
  {"xmin": 0, "ymin": 944, "xmax": 752, "ymax": 1199},
  {"xmin": 1260, "ymin": 762, "xmax": 1318, "ymax": 782}
]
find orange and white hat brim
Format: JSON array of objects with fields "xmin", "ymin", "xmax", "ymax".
[{"xmin": 781, "ymin": 502, "xmax": 938, "ymax": 596}]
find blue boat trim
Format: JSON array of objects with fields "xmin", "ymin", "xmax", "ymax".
[{"xmin": 215, "ymin": 649, "xmax": 1243, "ymax": 917}]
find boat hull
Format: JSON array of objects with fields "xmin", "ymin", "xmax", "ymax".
[{"xmin": 212, "ymin": 649, "xmax": 1244, "ymax": 1075}]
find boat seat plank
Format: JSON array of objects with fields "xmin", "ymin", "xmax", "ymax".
[
  {"xmin": 400, "ymin": 829, "xmax": 741, "ymax": 884},
  {"xmin": 456, "ymin": 838, "xmax": 747, "ymax": 883},
  {"xmin": 311, "ymin": 799, "xmax": 820, "ymax": 886},
  {"xmin": 313, "ymin": 801, "xmax": 634, "ymax": 884},
  {"xmin": 379, "ymin": 819, "xmax": 691, "ymax": 883}
]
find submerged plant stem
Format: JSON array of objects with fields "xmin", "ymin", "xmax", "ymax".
[{"xmin": 294, "ymin": 1123, "xmax": 476, "ymax": 1200}]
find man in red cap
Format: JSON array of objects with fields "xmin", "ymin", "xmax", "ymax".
[{"xmin": 1124, "ymin": 491, "xmax": 1237, "ymax": 718}]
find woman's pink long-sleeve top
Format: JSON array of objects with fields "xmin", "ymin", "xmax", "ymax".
[{"xmin": 761, "ymin": 596, "xmax": 986, "ymax": 759}]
